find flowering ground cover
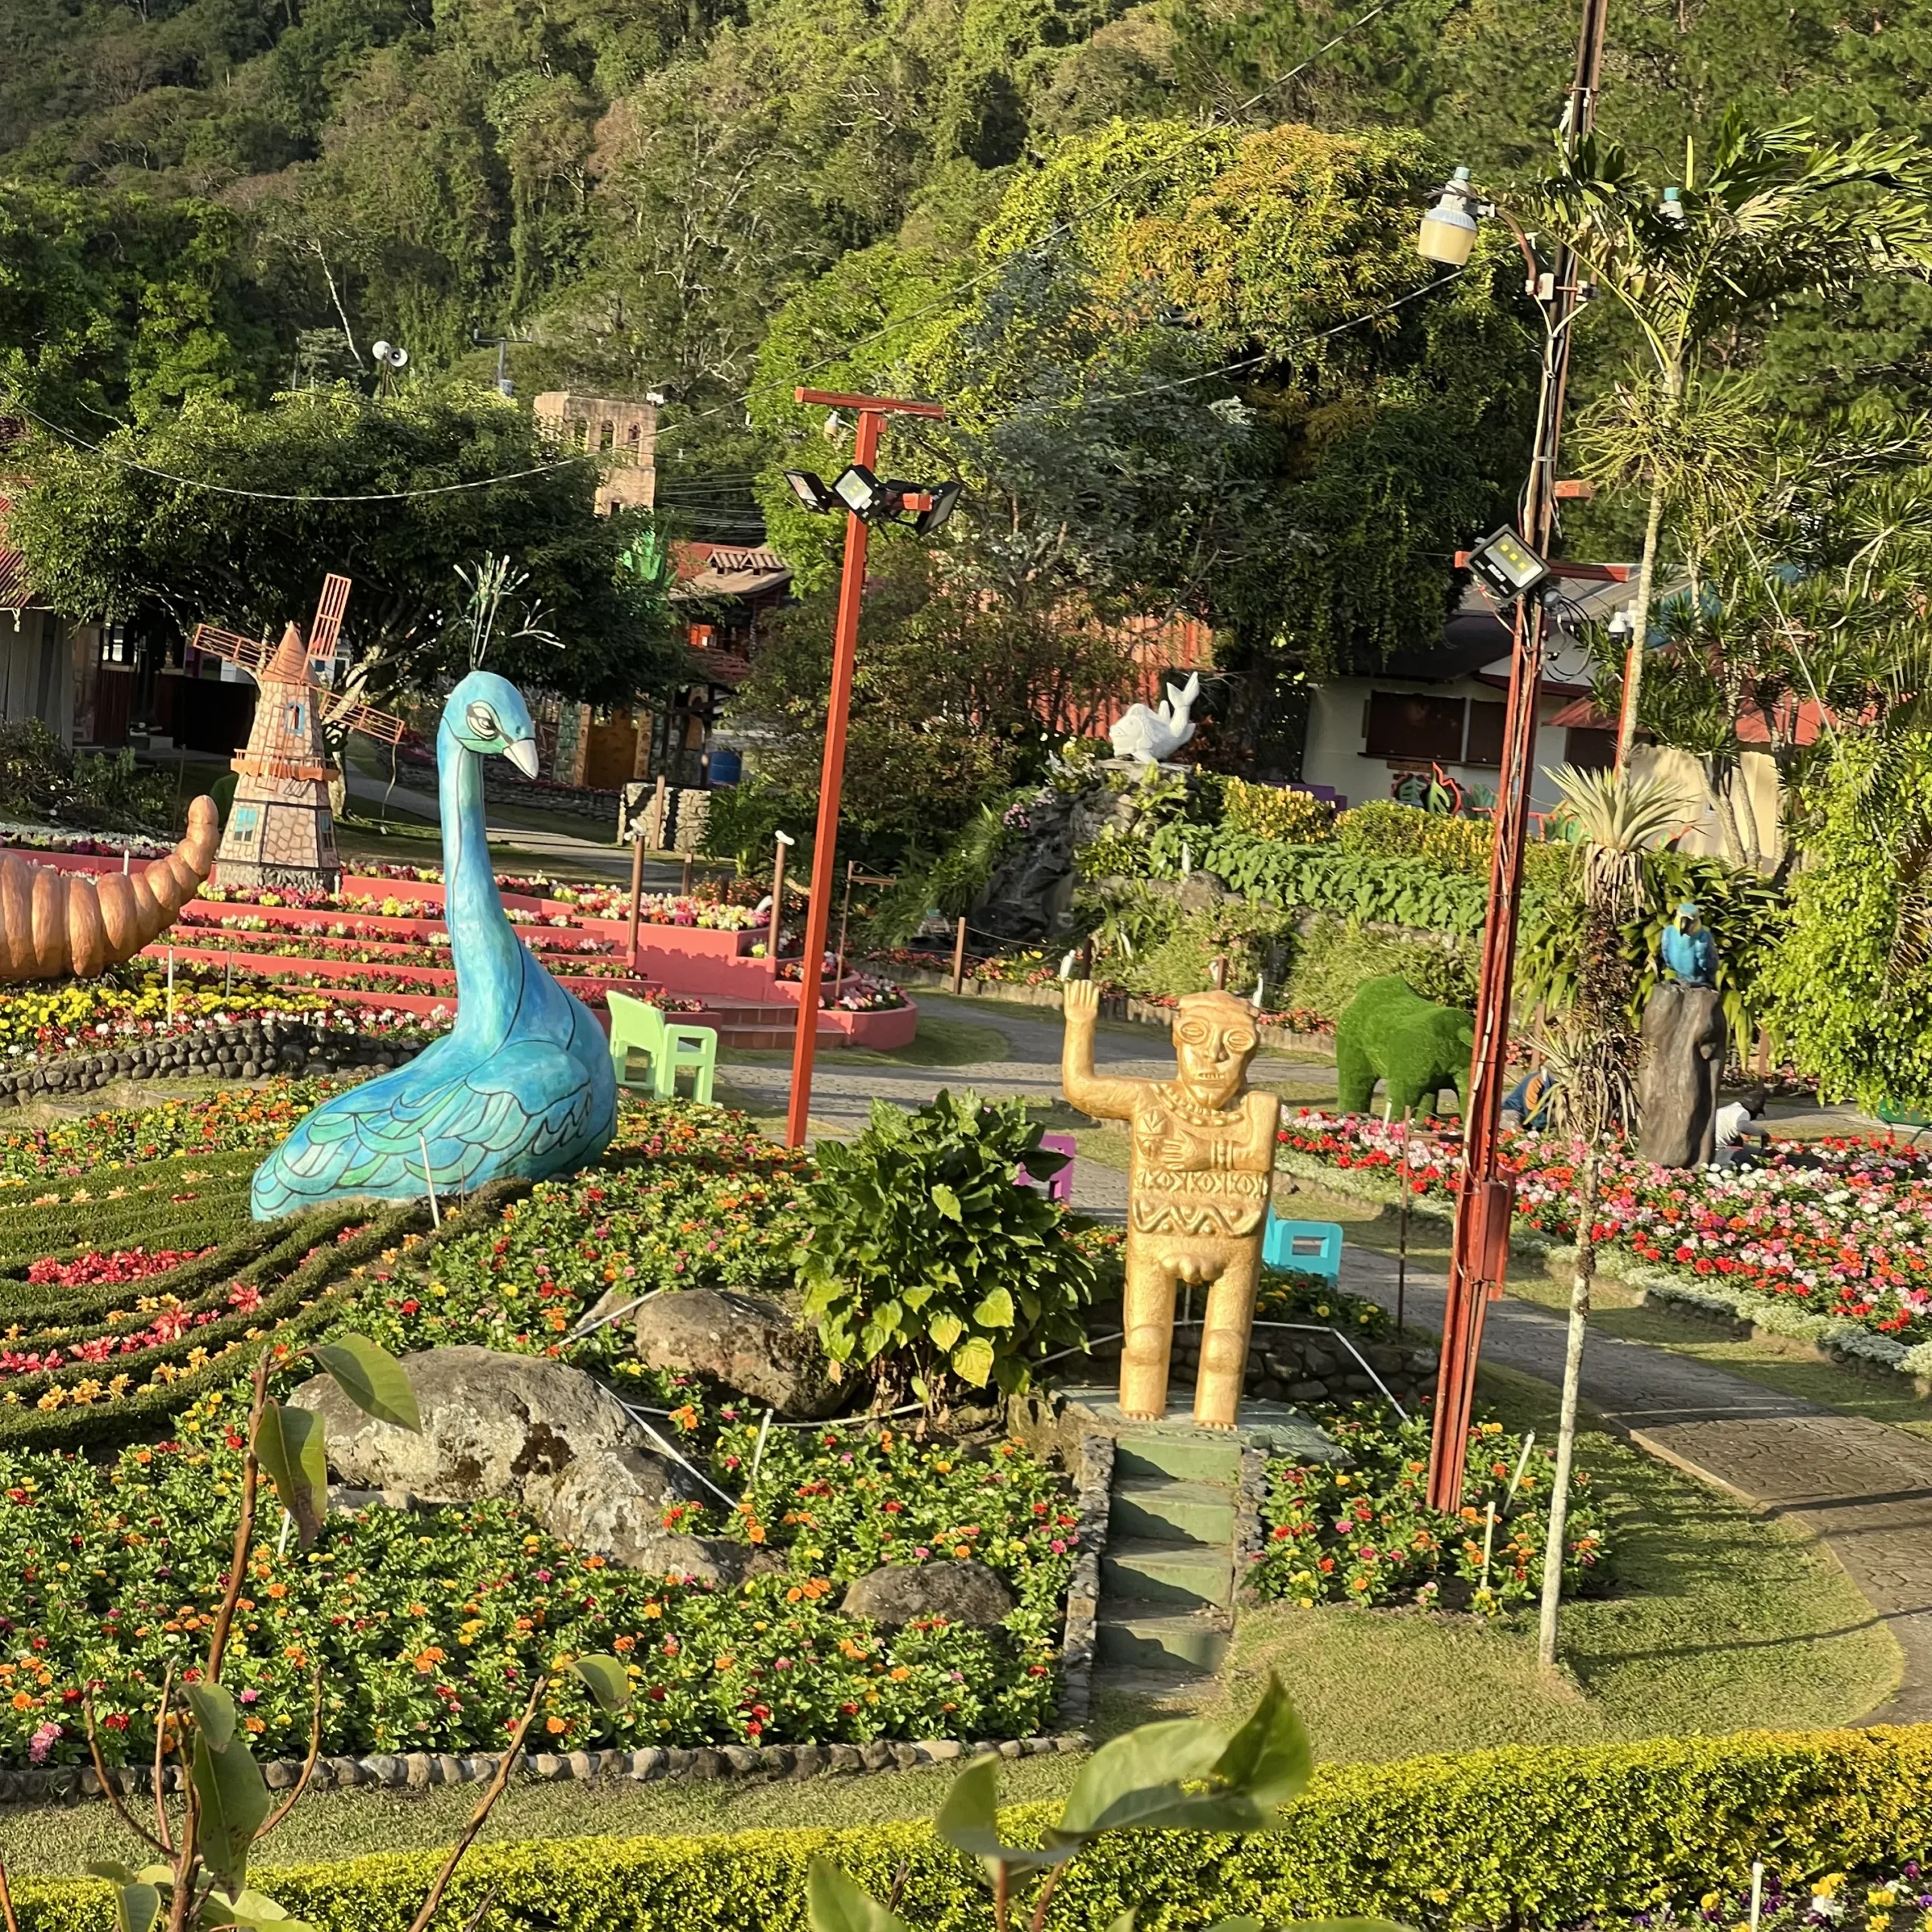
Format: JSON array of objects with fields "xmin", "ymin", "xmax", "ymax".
[
  {"xmin": 0, "ymin": 1088, "xmax": 1083, "ymax": 1770},
  {"xmin": 1249, "ymin": 1402, "xmax": 1608, "ymax": 1614},
  {"xmin": 1279, "ymin": 1109, "xmax": 1932, "ymax": 1354},
  {"xmin": 356, "ymin": 1103, "xmax": 811, "ymax": 1361},
  {"xmin": 0, "ymin": 1388, "xmax": 1075, "ymax": 1768},
  {"xmin": 194, "ymin": 882, "xmax": 764, "ymax": 931}
]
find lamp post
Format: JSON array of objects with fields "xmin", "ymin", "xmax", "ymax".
[
  {"xmin": 781, "ymin": 387, "xmax": 954, "ymax": 1149},
  {"xmin": 1416, "ymin": 0, "xmax": 1609, "ymax": 1513}
]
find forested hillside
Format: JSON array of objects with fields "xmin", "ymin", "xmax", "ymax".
[{"xmin": 5, "ymin": 0, "xmax": 1927, "ymax": 489}]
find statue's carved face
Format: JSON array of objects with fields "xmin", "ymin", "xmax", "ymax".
[{"xmin": 1174, "ymin": 1004, "xmax": 1257, "ymax": 1110}]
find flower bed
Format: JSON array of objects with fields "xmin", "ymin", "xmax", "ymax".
[
  {"xmin": 358, "ymin": 1103, "xmax": 811, "ymax": 1361},
  {"xmin": 1248, "ymin": 1402, "xmax": 1607, "ymax": 1614},
  {"xmin": 1279, "ymin": 1109, "xmax": 1932, "ymax": 1373},
  {"xmin": 1, "ymin": 1389, "xmax": 1074, "ymax": 1767}
]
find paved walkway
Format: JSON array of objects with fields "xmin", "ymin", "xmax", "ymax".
[{"xmin": 1334, "ymin": 1245, "xmax": 1932, "ymax": 1722}]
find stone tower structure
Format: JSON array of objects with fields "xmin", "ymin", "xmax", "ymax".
[{"xmin": 213, "ymin": 623, "xmax": 342, "ymax": 891}]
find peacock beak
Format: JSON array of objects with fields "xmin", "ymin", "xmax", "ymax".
[{"xmin": 504, "ymin": 737, "xmax": 540, "ymax": 779}]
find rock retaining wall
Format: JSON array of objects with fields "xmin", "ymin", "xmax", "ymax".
[{"xmin": 0, "ymin": 1020, "xmax": 425, "ymax": 1104}]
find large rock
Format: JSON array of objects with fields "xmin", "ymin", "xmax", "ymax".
[
  {"xmin": 840, "ymin": 1560, "xmax": 1014, "ymax": 1628},
  {"xmin": 294, "ymin": 1346, "xmax": 748, "ymax": 1583},
  {"xmin": 632, "ymin": 1288, "xmax": 839, "ymax": 1419}
]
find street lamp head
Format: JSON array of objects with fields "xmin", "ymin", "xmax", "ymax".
[
  {"xmin": 831, "ymin": 463, "xmax": 896, "ymax": 522},
  {"xmin": 1418, "ymin": 167, "xmax": 1479, "ymax": 266},
  {"xmin": 915, "ymin": 479, "xmax": 965, "ymax": 537},
  {"xmin": 782, "ymin": 469, "xmax": 838, "ymax": 513},
  {"xmin": 1466, "ymin": 526, "xmax": 1553, "ymax": 605}
]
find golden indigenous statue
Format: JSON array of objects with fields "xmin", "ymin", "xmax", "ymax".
[{"xmin": 1061, "ymin": 979, "xmax": 1278, "ymax": 1429}]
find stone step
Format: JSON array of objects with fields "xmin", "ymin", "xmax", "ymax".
[
  {"xmin": 1114, "ymin": 1435, "xmax": 1244, "ymax": 1487},
  {"xmin": 1101, "ymin": 1537, "xmax": 1231, "ymax": 1610},
  {"xmin": 1095, "ymin": 1610, "xmax": 1229, "ymax": 1673},
  {"xmin": 1109, "ymin": 1477, "xmax": 1236, "ymax": 1547}
]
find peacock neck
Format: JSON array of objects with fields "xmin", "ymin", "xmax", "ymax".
[{"xmin": 438, "ymin": 714, "xmax": 522, "ymax": 1032}]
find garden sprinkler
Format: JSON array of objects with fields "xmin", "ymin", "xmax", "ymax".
[{"xmin": 1390, "ymin": 1103, "xmax": 1414, "ymax": 1333}]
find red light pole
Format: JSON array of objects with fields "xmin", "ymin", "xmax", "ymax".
[
  {"xmin": 1424, "ymin": 0, "xmax": 1610, "ymax": 1512},
  {"xmin": 784, "ymin": 387, "xmax": 947, "ymax": 1149}
]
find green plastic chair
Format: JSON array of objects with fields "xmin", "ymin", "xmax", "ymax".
[
  {"xmin": 1878, "ymin": 1099, "xmax": 1932, "ymax": 1143},
  {"xmin": 607, "ymin": 989, "xmax": 717, "ymax": 1104}
]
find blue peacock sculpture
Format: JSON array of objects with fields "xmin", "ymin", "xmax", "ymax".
[{"xmin": 251, "ymin": 672, "xmax": 617, "ymax": 1220}]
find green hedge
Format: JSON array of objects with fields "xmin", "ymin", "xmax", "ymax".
[{"xmin": 15, "ymin": 1726, "xmax": 1932, "ymax": 1930}]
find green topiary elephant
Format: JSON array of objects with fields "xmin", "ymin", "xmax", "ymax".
[{"xmin": 1334, "ymin": 975, "xmax": 1474, "ymax": 1117}]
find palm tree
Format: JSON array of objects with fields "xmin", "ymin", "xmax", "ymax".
[
  {"xmin": 1536, "ymin": 764, "xmax": 1683, "ymax": 1672},
  {"xmin": 1532, "ymin": 109, "xmax": 1932, "ymax": 763}
]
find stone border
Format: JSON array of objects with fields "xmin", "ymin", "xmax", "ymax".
[
  {"xmin": 33, "ymin": 1730, "xmax": 1090, "ymax": 1807},
  {"xmin": 1231, "ymin": 1444, "xmax": 1270, "ymax": 1608},
  {"xmin": 0, "ymin": 1019, "xmax": 427, "ymax": 1106},
  {"xmin": 1278, "ymin": 1145, "xmax": 1932, "ymax": 1394},
  {"xmin": 1052, "ymin": 1432, "xmax": 1113, "ymax": 1730}
]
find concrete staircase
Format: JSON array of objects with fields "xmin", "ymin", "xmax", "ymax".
[
  {"xmin": 1096, "ymin": 1432, "xmax": 1239, "ymax": 1675},
  {"xmin": 696, "ymin": 1000, "xmax": 852, "ymax": 1050}
]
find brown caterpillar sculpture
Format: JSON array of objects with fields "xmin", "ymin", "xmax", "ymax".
[{"xmin": 0, "ymin": 795, "xmax": 221, "ymax": 981}]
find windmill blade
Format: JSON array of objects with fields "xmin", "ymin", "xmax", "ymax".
[
  {"xmin": 188, "ymin": 624, "xmax": 271, "ymax": 676},
  {"xmin": 325, "ymin": 694, "xmax": 407, "ymax": 745},
  {"xmin": 307, "ymin": 574, "xmax": 352, "ymax": 663}
]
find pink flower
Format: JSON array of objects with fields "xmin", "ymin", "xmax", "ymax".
[{"xmin": 28, "ymin": 1721, "xmax": 60, "ymax": 1764}]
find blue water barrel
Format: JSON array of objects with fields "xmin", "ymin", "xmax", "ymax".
[{"xmin": 708, "ymin": 746, "xmax": 743, "ymax": 785}]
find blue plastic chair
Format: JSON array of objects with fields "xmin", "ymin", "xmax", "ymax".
[
  {"xmin": 607, "ymin": 988, "xmax": 717, "ymax": 1104},
  {"xmin": 1263, "ymin": 1213, "xmax": 1344, "ymax": 1281}
]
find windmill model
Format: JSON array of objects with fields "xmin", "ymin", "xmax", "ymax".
[{"xmin": 189, "ymin": 574, "xmax": 407, "ymax": 893}]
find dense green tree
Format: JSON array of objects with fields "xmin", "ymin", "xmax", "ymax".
[
  {"xmin": 4, "ymin": 382, "xmax": 683, "ymax": 712},
  {"xmin": 754, "ymin": 118, "xmax": 1536, "ymax": 756}
]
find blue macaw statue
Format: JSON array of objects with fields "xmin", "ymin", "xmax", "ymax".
[
  {"xmin": 251, "ymin": 671, "xmax": 617, "ymax": 1218},
  {"xmin": 1660, "ymin": 900, "xmax": 1718, "ymax": 989}
]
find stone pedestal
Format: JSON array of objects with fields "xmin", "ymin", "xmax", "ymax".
[{"xmin": 1638, "ymin": 981, "xmax": 1727, "ymax": 1168}]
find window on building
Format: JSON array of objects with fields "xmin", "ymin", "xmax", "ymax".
[
  {"xmin": 1565, "ymin": 726, "xmax": 1617, "ymax": 771},
  {"xmin": 1464, "ymin": 700, "xmax": 1507, "ymax": 767},
  {"xmin": 1364, "ymin": 691, "xmax": 1466, "ymax": 762},
  {"xmin": 231, "ymin": 806, "xmax": 259, "ymax": 847}
]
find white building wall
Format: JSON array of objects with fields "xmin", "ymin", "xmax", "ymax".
[
  {"xmin": 0, "ymin": 610, "xmax": 75, "ymax": 746},
  {"xmin": 1300, "ymin": 675, "xmax": 1580, "ymax": 818}
]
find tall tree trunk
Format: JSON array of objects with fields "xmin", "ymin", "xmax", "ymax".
[
  {"xmin": 1615, "ymin": 365, "xmax": 1684, "ymax": 771},
  {"xmin": 1538, "ymin": 1146, "xmax": 1598, "ymax": 1670}
]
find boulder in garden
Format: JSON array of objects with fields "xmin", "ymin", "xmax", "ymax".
[
  {"xmin": 632, "ymin": 1287, "xmax": 840, "ymax": 1419},
  {"xmin": 294, "ymin": 1344, "xmax": 750, "ymax": 1583},
  {"xmin": 841, "ymin": 1559, "xmax": 1015, "ymax": 1628}
]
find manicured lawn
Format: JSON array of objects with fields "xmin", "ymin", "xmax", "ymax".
[{"xmin": 1206, "ymin": 1362, "xmax": 1898, "ymax": 1761}]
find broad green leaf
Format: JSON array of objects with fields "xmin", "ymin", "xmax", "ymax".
[
  {"xmin": 111, "ymin": 1883, "xmax": 162, "ymax": 1932},
  {"xmin": 928, "ymin": 1311, "xmax": 964, "ymax": 1352},
  {"xmin": 568, "ymin": 1654, "xmax": 631, "ymax": 1714},
  {"xmin": 1105, "ymin": 1916, "xmax": 1136, "ymax": 1932},
  {"xmin": 931, "ymin": 1183, "xmax": 963, "ymax": 1222},
  {"xmin": 934, "ymin": 1755, "xmax": 1075, "ymax": 1873},
  {"xmin": 1209, "ymin": 1672, "xmax": 1312, "ymax": 1815},
  {"xmin": 805, "ymin": 1857, "xmax": 911, "ymax": 1932},
  {"xmin": 88, "ymin": 1864, "xmax": 139, "ymax": 1886},
  {"xmin": 950, "ymin": 1334, "xmax": 995, "ymax": 1387},
  {"xmin": 309, "ymin": 1334, "xmax": 420, "ymax": 1432},
  {"xmin": 1052, "ymin": 1718, "xmax": 1227, "ymax": 1840},
  {"xmin": 200, "ymin": 1890, "xmax": 296, "ymax": 1926},
  {"xmin": 253, "ymin": 1401, "xmax": 328, "ymax": 1549},
  {"xmin": 184, "ymin": 1681, "xmax": 238, "ymax": 1750},
  {"xmin": 972, "ymin": 1287, "xmax": 1015, "ymax": 1329},
  {"xmin": 192, "ymin": 1733, "xmax": 269, "ymax": 1899}
]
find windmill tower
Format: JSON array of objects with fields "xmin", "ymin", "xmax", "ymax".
[{"xmin": 189, "ymin": 575, "xmax": 407, "ymax": 892}]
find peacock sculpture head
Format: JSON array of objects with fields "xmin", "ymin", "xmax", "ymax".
[{"xmin": 446, "ymin": 670, "xmax": 540, "ymax": 778}]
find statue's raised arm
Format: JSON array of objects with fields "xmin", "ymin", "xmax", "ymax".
[{"xmin": 1060, "ymin": 979, "xmax": 1147, "ymax": 1122}]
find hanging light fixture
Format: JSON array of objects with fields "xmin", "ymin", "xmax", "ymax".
[{"xmin": 1418, "ymin": 167, "xmax": 1481, "ymax": 266}]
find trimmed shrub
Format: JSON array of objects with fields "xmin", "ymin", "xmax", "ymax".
[
  {"xmin": 14, "ymin": 1725, "xmax": 1932, "ymax": 1929},
  {"xmin": 1223, "ymin": 777, "xmax": 1337, "ymax": 844},
  {"xmin": 1280, "ymin": 916, "xmax": 1476, "ymax": 1022},
  {"xmin": 1335, "ymin": 800, "xmax": 1492, "ymax": 873}
]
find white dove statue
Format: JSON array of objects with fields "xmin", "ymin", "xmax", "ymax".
[{"xmin": 1109, "ymin": 672, "xmax": 1201, "ymax": 764}]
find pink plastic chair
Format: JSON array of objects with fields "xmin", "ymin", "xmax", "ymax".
[{"xmin": 1019, "ymin": 1131, "xmax": 1077, "ymax": 1205}]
